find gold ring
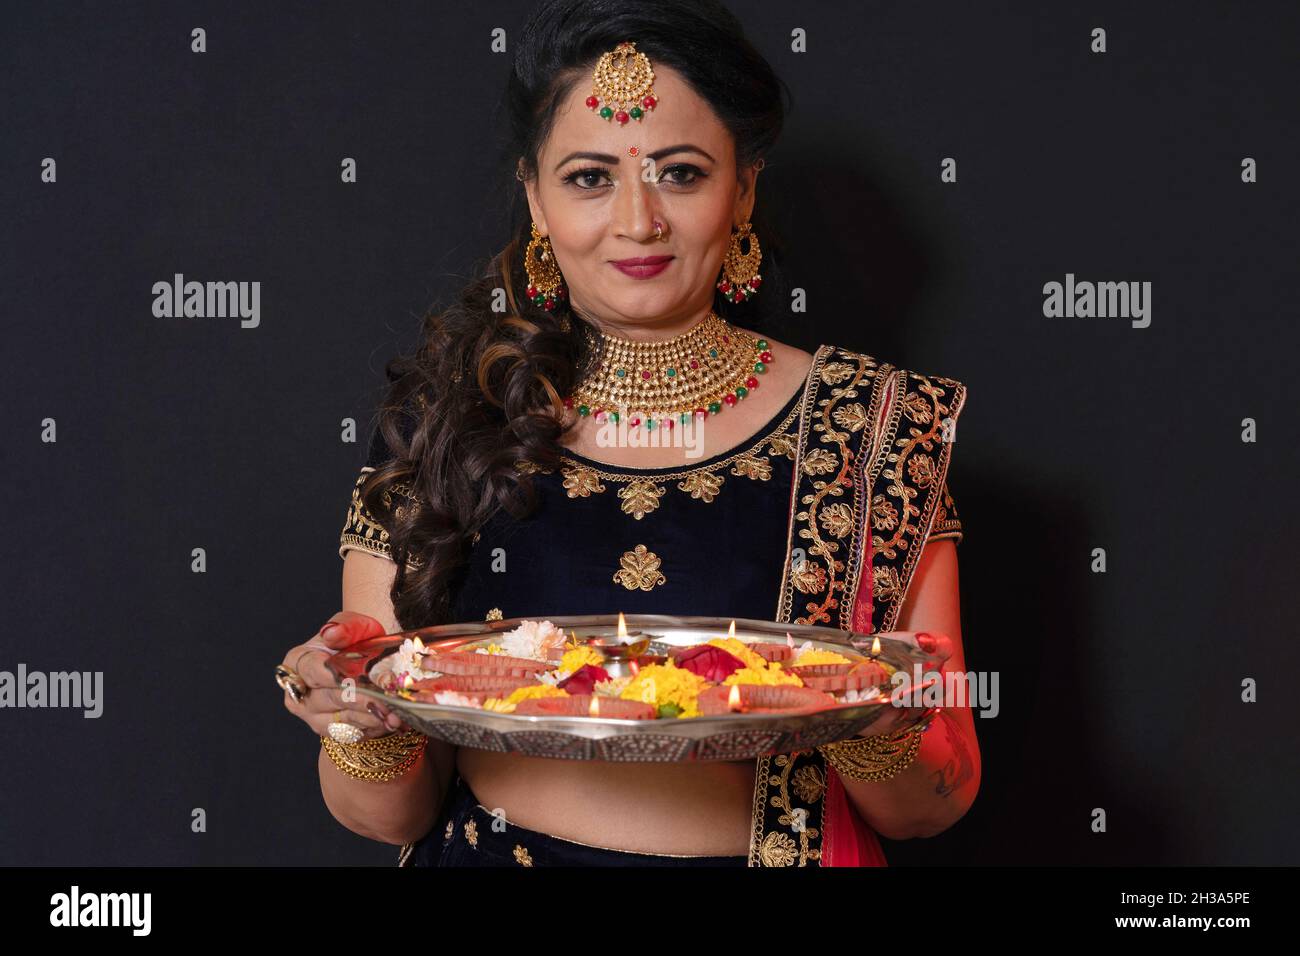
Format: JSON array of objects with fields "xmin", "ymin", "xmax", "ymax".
[{"xmin": 275, "ymin": 664, "xmax": 308, "ymax": 704}]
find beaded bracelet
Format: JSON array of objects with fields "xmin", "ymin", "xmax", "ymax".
[{"xmin": 319, "ymin": 729, "xmax": 427, "ymax": 783}]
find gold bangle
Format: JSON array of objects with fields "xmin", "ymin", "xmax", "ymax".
[
  {"xmin": 818, "ymin": 723, "xmax": 930, "ymax": 782},
  {"xmin": 319, "ymin": 728, "xmax": 427, "ymax": 782}
]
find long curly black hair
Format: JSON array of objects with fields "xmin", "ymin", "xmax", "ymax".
[{"xmin": 361, "ymin": 0, "xmax": 790, "ymax": 629}]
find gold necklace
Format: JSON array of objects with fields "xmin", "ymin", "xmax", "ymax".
[{"xmin": 563, "ymin": 312, "xmax": 774, "ymax": 429}]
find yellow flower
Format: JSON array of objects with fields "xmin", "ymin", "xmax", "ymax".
[
  {"xmin": 482, "ymin": 684, "xmax": 569, "ymax": 713},
  {"xmin": 507, "ymin": 684, "xmax": 568, "ymax": 704},
  {"xmin": 557, "ymin": 646, "xmax": 605, "ymax": 675},
  {"xmin": 792, "ymin": 647, "xmax": 852, "ymax": 666},
  {"xmin": 723, "ymin": 665, "xmax": 803, "ymax": 687},
  {"xmin": 619, "ymin": 660, "xmax": 708, "ymax": 718}
]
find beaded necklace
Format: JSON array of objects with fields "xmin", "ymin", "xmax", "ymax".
[{"xmin": 562, "ymin": 312, "xmax": 774, "ymax": 431}]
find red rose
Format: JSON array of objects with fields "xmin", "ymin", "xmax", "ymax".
[
  {"xmin": 557, "ymin": 663, "xmax": 610, "ymax": 696},
  {"xmin": 675, "ymin": 644, "xmax": 746, "ymax": 683}
]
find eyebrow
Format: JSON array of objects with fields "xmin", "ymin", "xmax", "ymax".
[{"xmin": 553, "ymin": 144, "xmax": 716, "ymax": 171}]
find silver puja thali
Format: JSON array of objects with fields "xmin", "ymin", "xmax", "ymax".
[{"xmin": 324, "ymin": 614, "xmax": 951, "ymax": 762}]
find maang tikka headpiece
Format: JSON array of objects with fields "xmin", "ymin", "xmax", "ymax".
[{"xmin": 586, "ymin": 41, "xmax": 658, "ymax": 125}]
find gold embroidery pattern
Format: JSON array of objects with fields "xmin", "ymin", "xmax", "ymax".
[
  {"xmin": 561, "ymin": 464, "xmax": 605, "ymax": 498},
  {"xmin": 339, "ymin": 469, "xmax": 392, "ymax": 559},
  {"xmin": 928, "ymin": 481, "xmax": 963, "ymax": 544},
  {"xmin": 551, "ymin": 397, "xmax": 802, "ymax": 516},
  {"xmin": 464, "ymin": 819, "xmax": 478, "ymax": 848},
  {"xmin": 677, "ymin": 470, "xmax": 724, "ymax": 502},
  {"xmin": 513, "ymin": 844, "xmax": 534, "ymax": 866},
  {"xmin": 618, "ymin": 480, "xmax": 666, "ymax": 519},
  {"xmin": 792, "ymin": 764, "xmax": 827, "ymax": 804},
  {"xmin": 767, "ymin": 432, "xmax": 797, "ymax": 460},
  {"xmin": 871, "ymin": 371, "xmax": 967, "ymax": 631},
  {"xmin": 730, "ymin": 454, "xmax": 772, "ymax": 481},
  {"xmin": 397, "ymin": 841, "xmax": 416, "ymax": 867},
  {"xmin": 338, "ymin": 467, "xmax": 424, "ymax": 572},
  {"xmin": 612, "ymin": 544, "xmax": 666, "ymax": 591},
  {"xmin": 774, "ymin": 348, "xmax": 888, "ymax": 630},
  {"xmin": 748, "ymin": 752, "xmax": 823, "ymax": 866},
  {"xmin": 790, "ymin": 558, "xmax": 826, "ymax": 595},
  {"xmin": 749, "ymin": 344, "xmax": 968, "ymax": 869}
]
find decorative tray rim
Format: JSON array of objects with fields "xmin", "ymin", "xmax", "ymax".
[{"xmin": 324, "ymin": 614, "xmax": 950, "ymax": 760}]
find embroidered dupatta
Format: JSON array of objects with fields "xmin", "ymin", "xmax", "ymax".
[{"xmin": 747, "ymin": 344, "xmax": 968, "ymax": 867}]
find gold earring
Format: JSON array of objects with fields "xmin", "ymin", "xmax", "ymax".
[
  {"xmin": 717, "ymin": 221, "xmax": 762, "ymax": 303},
  {"xmin": 524, "ymin": 222, "xmax": 567, "ymax": 311}
]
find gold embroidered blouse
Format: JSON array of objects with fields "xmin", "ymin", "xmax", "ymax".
[{"xmin": 339, "ymin": 355, "xmax": 963, "ymax": 624}]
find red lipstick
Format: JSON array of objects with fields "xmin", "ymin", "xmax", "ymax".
[{"xmin": 611, "ymin": 255, "xmax": 674, "ymax": 279}]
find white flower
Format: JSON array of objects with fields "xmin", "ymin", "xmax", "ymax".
[
  {"xmin": 790, "ymin": 640, "xmax": 819, "ymax": 663},
  {"xmin": 841, "ymin": 686, "xmax": 884, "ymax": 704},
  {"xmin": 392, "ymin": 637, "xmax": 435, "ymax": 681},
  {"xmin": 368, "ymin": 655, "xmax": 397, "ymax": 689},
  {"xmin": 535, "ymin": 667, "xmax": 571, "ymax": 686},
  {"xmin": 432, "ymin": 690, "xmax": 480, "ymax": 708},
  {"xmin": 593, "ymin": 676, "xmax": 632, "ymax": 697},
  {"xmin": 497, "ymin": 620, "xmax": 567, "ymax": 662}
]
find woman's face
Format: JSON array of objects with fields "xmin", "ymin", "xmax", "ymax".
[{"xmin": 524, "ymin": 65, "xmax": 758, "ymax": 333}]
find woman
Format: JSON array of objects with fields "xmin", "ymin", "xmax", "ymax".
[{"xmin": 277, "ymin": 0, "xmax": 980, "ymax": 866}]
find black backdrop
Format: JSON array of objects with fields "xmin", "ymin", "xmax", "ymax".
[{"xmin": 1, "ymin": 0, "xmax": 1296, "ymax": 866}]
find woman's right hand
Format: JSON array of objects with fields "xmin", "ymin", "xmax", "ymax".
[{"xmin": 280, "ymin": 610, "xmax": 408, "ymax": 739}]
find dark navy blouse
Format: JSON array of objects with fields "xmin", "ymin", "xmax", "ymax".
[
  {"xmin": 342, "ymin": 386, "xmax": 804, "ymax": 626},
  {"xmin": 450, "ymin": 386, "xmax": 802, "ymax": 624}
]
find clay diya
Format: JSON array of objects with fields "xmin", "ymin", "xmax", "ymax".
[
  {"xmin": 746, "ymin": 642, "xmax": 794, "ymax": 664},
  {"xmin": 788, "ymin": 660, "xmax": 890, "ymax": 693},
  {"xmin": 696, "ymin": 682, "xmax": 837, "ymax": 716},
  {"xmin": 406, "ymin": 673, "xmax": 538, "ymax": 698},
  {"xmin": 421, "ymin": 650, "xmax": 550, "ymax": 678}
]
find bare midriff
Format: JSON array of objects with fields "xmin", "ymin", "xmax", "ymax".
[{"xmin": 456, "ymin": 747, "xmax": 757, "ymax": 856}]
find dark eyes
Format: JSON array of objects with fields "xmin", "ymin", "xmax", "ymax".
[{"xmin": 561, "ymin": 163, "xmax": 706, "ymax": 191}]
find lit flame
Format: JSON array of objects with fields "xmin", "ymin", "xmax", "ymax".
[
  {"xmin": 870, "ymin": 635, "xmax": 882, "ymax": 656},
  {"xmin": 589, "ymin": 696, "xmax": 600, "ymax": 717},
  {"xmin": 617, "ymin": 612, "xmax": 628, "ymax": 641},
  {"xmin": 727, "ymin": 620, "xmax": 736, "ymax": 640},
  {"xmin": 727, "ymin": 684, "xmax": 743, "ymax": 712},
  {"xmin": 402, "ymin": 673, "xmax": 414, "ymax": 689}
]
